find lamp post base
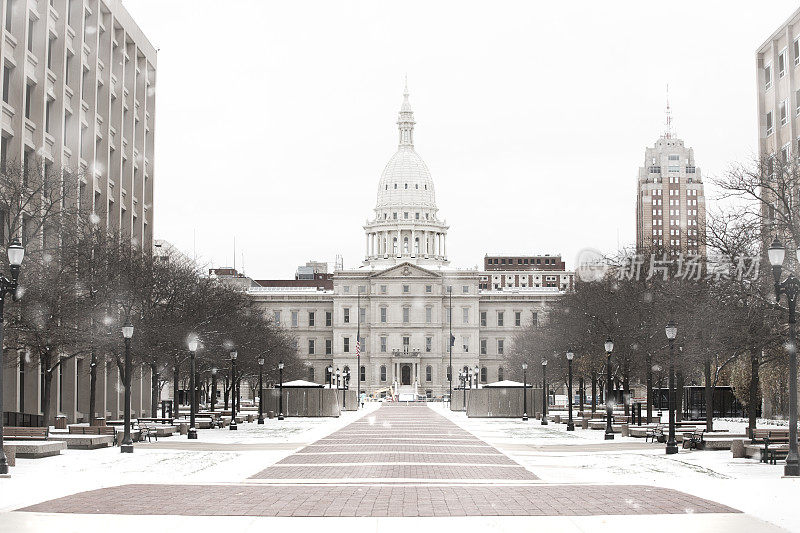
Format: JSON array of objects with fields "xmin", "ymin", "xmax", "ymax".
[
  {"xmin": 121, "ymin": 444, "xmax": 134, "ymax": 453},
  {"xmin": 229, "ymin": 421, "xmax": 238, "ymax": 430},
  {"xmin": 0, "ymin": 462, "xmax": 8, "ymax": 475},
  {"xmin": 784, "ymin": 460, "xmax": 799, "ymax": 477},
  {"xmin": 188, "ymin": 428, "xmax": 198, "ymax": 440},
  {"xmin": 604, "ymin": 433, "xmax": 614, "ymax": 440},
  {"xmin": 566, "ymin": 421, "xmax": 575, "ymax": 431},
  {"xmin": 666, "ymin": 443, "xmax": 678, "ymax": 454},
  {"xmin": 257, "ymin": 417, "xmax": 264, "ymax": 424},
  {"xmin": 522, "ymin": 413, "xmax": 528, "ymax": 421},
  {"xmin": 278, "ymin": 413, "xmax": 284, "ymax": 421},
  {"xmin": 541, "ymin": 418, "xmax": 548, "ymax": 425}
]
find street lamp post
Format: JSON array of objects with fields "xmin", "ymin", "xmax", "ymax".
[
  {"xmin": 566, "ymin": 350, "xmax": 575, "ymax": 431},
  {"xmin": 522, "ymin": 362, "xmax": 528, "ymax": 421},
  {"xmin": 665, "ymin": 321, "xmax": 678, "ymax": 454},
  {"xmin": 121, "ymin": 322, "xmax": 135, "ymax": 453},
  {"xmin": 327, "ymin": 365, "xmax": 333, "ymax": 389},
  {"xmin": 460, "ymin": 371, "xmax": 467, "ymax": 410},
  {"xmin": 211, "ymin": 368, "xmax": 217, "ymax": 412},
  {"xmin": 257, "ymin": 357, "xmax": 264, "ymax": 424},
  {"xmin": 604, "ymin": 338, "xmax": 614, "ymax": 441},
  {"xmin": 278, "ymin": 361, "xmax": 285, "ymax": 420},
  {"xmin": 229, "ymin": 350, "xmax": 238, "ymax": 430},
  {"xmin": 541, "ymin": 359, "xmax": 548, "ymax": 425},
  {"xmin": 0, "ymin": 239, "xmax": 24, "ymax": 473},
  {"xmin": 187, "ymin": 336, "xmax": 199, "ymax": 440},
  {"xmin": 448, "ymin": 286, "xmax": 453, "ymax": 401},
  {"xmin": 342, "ymin": 368, "xmax": 349, "ymax": 410},
  {"xmin": 768, "ymin": 238, "xmax": 800, "ymax": 476}
]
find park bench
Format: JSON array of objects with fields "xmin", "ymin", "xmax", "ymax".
[
  {"xmin": 5, "ymin": 426, "xmax": 49, "ymax": 440},
  {"xmin": 137, "ymin": 417, "xmax": 174, "ymax": 425},
  {"xmin": 682, "ymin": 428, "xmax": 705, "ymax": 450},
  {"xmin": 68, "ymin": 425, "xmax": 118, "ymax": 446},
  {"xmin": 751, "ymin": 429, "xmax": 792, "ymax": 464},
  {"xmin": 137, "ymin": 422, "xmax": 158, "ymax": 443},
  {"xmin": 645, "ymin": 423, "xmax": 664, "ymax": 443}
]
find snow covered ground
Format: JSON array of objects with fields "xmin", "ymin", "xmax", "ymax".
[
  {"xmin": 0, "ymin": 403, "xmax": 380, "ymax": 513},
  {"xmin": 430, "ymin": 403, "xmax": 800, "ymax": 532}
]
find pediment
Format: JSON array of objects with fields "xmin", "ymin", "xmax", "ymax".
[{"xmin": 371, "ymin": 262, "xmax": 441, "ymax": 279}]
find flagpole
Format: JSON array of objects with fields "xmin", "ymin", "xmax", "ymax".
[{"xmin": 357, "ymin": 287, "xmax": 361, "ymax": 408}]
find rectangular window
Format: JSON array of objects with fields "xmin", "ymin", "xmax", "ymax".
[
  {"xmin": 402, "ymin": 307, "xmax": 409, "ymax": 323},
  {"xmin": 497, "ymin": 339, "xmax": 504, "ymax": 355},
  {"xmin": 291, "ymin": 311, "xmax": 298, "ymax": 327},
  {"xmin": 343, "ymin": 308, "xmax": 350, "ymax": 324},
  {"xmin": 24, "ymin": 83, "xmax": 31, "ymax": 118},
  {"xmin": 425, "ymin": 284, "xmax": 432, "ymax": 293},
  {"xmin": 480, "ymin": 339, "xmax": 487, "ymax": 355},
  {"xmin": 308, "ymin": 339, "xmax": 315, "ymax": 355},
  {"xmin": 380, "ymin": 284, "xmax": 387, "ymax": 294},
  {"xmin": 47, "ymin": 36, "xmax": 54, "ymax": 70},
  {"xmin": 343, "ymin": 337, "xmax": 350, "ymax": 353},
  {"xmin": 3, "ymin": 65, "xmax": 11, "ymax": 103},
  {"xmin": 325, "ymin": 339, "xmax": 332, "ymax": 355},
  {"xmin": 308, "ymin": 311, "xmax": 315, "ymax": 327},
  {"xmin": 27, "ymin": 17, "xmax": 33, "ymax": 52},
  {"xmin": 425, "ymin": 306, "xmax": 432, "ymax": 323},
  {"xmin": 425, "ymin": 366, "xmax": 432, "ymax": 382},
  {"xmin": 45, "ymin": 98, "xmax": 52, "ymax": 133},
  {"xmin": 402, "ymin": 284, "xmax": 409, "ymax": 293},
  {"xmin": 273, "ymin": 311, "xmax": 281, "ymax": 325},
  {"xmin": 795, "ymin": 38, "xmax": 800, "ymax": 66},
  {"xmin": 462, "ymin": 336, "xmax": 469, "ymax": 352},
  {"xmin": 4, "ymin": 0, "xmax": 11, "ymax": 32},
  {"xmin": 380, "ymin": 336, "xmax": 387, "ymax": 353},
  {"xmin": 462, "ymin": 307, "xmax": 469, "ymax": 324},
  {"xmin": 360, "ymin": 365, "xmax": 366, "ymax": 382},
  {"xmin": 767, "ymin": 111, "xmax": 774, "ymax": 136},
  {"xmin": 781, "ymin": 99, "xmax": 788, "ymax": 125},
  {"xmin": 325, "ymin": 311, "xmax": 331, "ymax": 327},
  {"xmin": 425, "ymin": 336, "xmax": 432, "ymax": 352},
  {"xmin": 462, "ymin": 285, "xmax": 469, "ymax": 294},
  {"xmin": 515, "ymin": 311, "xmax": 521, "ymax": 327},
  {"xmin": 402, "ymin": 336, "xmax": 409, "ymax": 353},
  {"xmin": 480, "ymin": 311, "xmax": 486, "ymax": 327},
  {"xmin": 780, "ymin": 50, "xmax": 787, "ymax": 77},
  {"xmin": 497, "ymin": 311, "xmax": 504, "ymax": 327},
  {"xmin": 765, "ymin": 64, "xmax": 772, "ymax": 90},
  {"xmin": 380, "ymin": 307, "xmax": 387, "ymax": 323},
  {"xmin": 380, "ymin": 366, "xmax": 387, "ymax": 381}
]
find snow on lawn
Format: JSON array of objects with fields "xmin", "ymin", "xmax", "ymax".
[
  {"xmin": 0, "ymin": 403, "xmax": 379, "ymax": 513},
  {"xmin": 430, "ymin": 403, "xmax": 800, "ymax": 532}
]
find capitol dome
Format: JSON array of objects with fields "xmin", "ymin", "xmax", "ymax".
[
  {"xmin": 376, "ymin": 148, "xmax": 437, "ymax": 209},
  {"xmin": 363, "ymin": 82, "xmax": 450, "ymax": 268}
]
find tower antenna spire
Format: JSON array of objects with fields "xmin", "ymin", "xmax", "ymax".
[{"xmin": 665, "ymin": 84, "xmax": 673, "ymax": 139}]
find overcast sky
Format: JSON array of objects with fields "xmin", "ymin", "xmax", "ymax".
[{"xmin": 124, "ymin": 0, "xmax": 798, "ymax": 278}]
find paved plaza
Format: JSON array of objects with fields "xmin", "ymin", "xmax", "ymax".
[{"xmin": 17, "ymin": 404, "xmax": 742, "ymax": 520}]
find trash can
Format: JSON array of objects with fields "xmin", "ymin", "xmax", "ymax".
[
  {"xmin": 55, "ymin": 415, "xmax": 67, "ymax": 430},
  {"xmin": 268, "ymin": 411, "xmax": 275, "ymax": 419}
]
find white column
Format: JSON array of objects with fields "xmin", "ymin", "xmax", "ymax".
[
  {"xmin": 397, "ymin": 229, "xmax": 401, "ymax": 256},
  {"xmin": 411, "ymin": 229, "xmax": 415, "ymax": 255},
  {"xmin": 365, "ymin": 233, "xmax": 369, "ymax": 258},
  {"xmin": 443, "ymin": 233, "xmax": 446, "ymax": 258}
]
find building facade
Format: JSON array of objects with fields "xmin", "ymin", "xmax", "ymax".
[
  {"xmin": 1, "ymin": 0, "xmax": 157, "ymax": 424},
  {"xmin": 249, "ymin": 87, "xmax": 571, "ymax": 398},
  {"xmin": 635, "ymin": 109, "xmax": 706, "ymax": 257},
  {"xmin": 1, "ymin": 0, "xmax": 156, "ymax": 247}
]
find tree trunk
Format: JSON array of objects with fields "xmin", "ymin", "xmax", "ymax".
[
  {"xmin": 89, "ymin": 350, "xmax": 97, "ymax": 424},
  {"xmin": 150, "ymin": 363, "xmax": 159, "ymax": 417},
  {"xmin": 622, "ymin": 366, "xmax": 630, "ymax": 417},
  {"xmin": 748, "ymin": 348, "xmax": 759, "ymax": 436},
  {"xmin": 224, "ymin": 376, "xmax": 230, "ymax": 410},
  {"xmin": 591, "ymin": 371, "xmax": 597, "ymax": 414},
  {"xmin": 42, "ymin": 365, "xmax": 53, "ymax": 428},
  {"xmin": 704, "ymin": 358, "xmax": 713, "ymax": 431},
  {"xmin": 676, "ymin": 370, "xmax": 684, "ymax": 422},
  {"xmin": 646, "ymin": 353, "xmax": 653, "ymax": 423}
]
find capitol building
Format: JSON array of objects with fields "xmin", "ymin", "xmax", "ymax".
[{"xmin": 243, "ymin": 85, "xmax": 574, "ymax": 398}]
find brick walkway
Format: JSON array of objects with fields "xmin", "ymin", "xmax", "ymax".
[{"xmin": 17, "ymin": 404, "xmax": 739, "ymax": 517}]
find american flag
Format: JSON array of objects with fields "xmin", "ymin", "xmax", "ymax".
[{"xmin": 355, "ymin": 340, "xmax": 361, "ymax": 358}]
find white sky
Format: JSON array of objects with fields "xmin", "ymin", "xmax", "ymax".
[{"xmin": 123, "ymin": 0, "xmax": 799, "ymax": 278}]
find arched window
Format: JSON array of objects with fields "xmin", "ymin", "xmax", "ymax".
[
  {"xmin": 360, "ymin": 365, "xmax": 366, "ymax": 382},
  {"xmin": 480, "ymin": 367, "xmax": 487, "ymax": 383},
  {"xmin": 380, "ymin": 365, "xmax": 387, "ymax": 382},
  {"xmin": 414, "ymin": 238, "xmax": 419, "ymax": 254},
  {"xmin": 403, "ymin": 237, "xmax": 409, "ymax": 254},
  {"xmin": 497, "ymin": 367, "xmax": 504, "ymax": 381},
  {"xmin": 405, "ymin": 183, "xmax": 408, "ymax": 189},
  {"xmin": 394, "ymin": 183, "xmax": 397, "ymax": 189},
  {"xmin": 425, "ymin": 365, "xmax": 432, "ymax": 382},
  {"xmin": 308, "ymin": 366, "xmax": 315, "ymax": 382},
  {"xmin": 325, "ymin": 367, "xmax": 332, "ymax": 385},
  {"xmin": 393, "ymin": 237, "xmax": 398, "ymax": 255}
]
